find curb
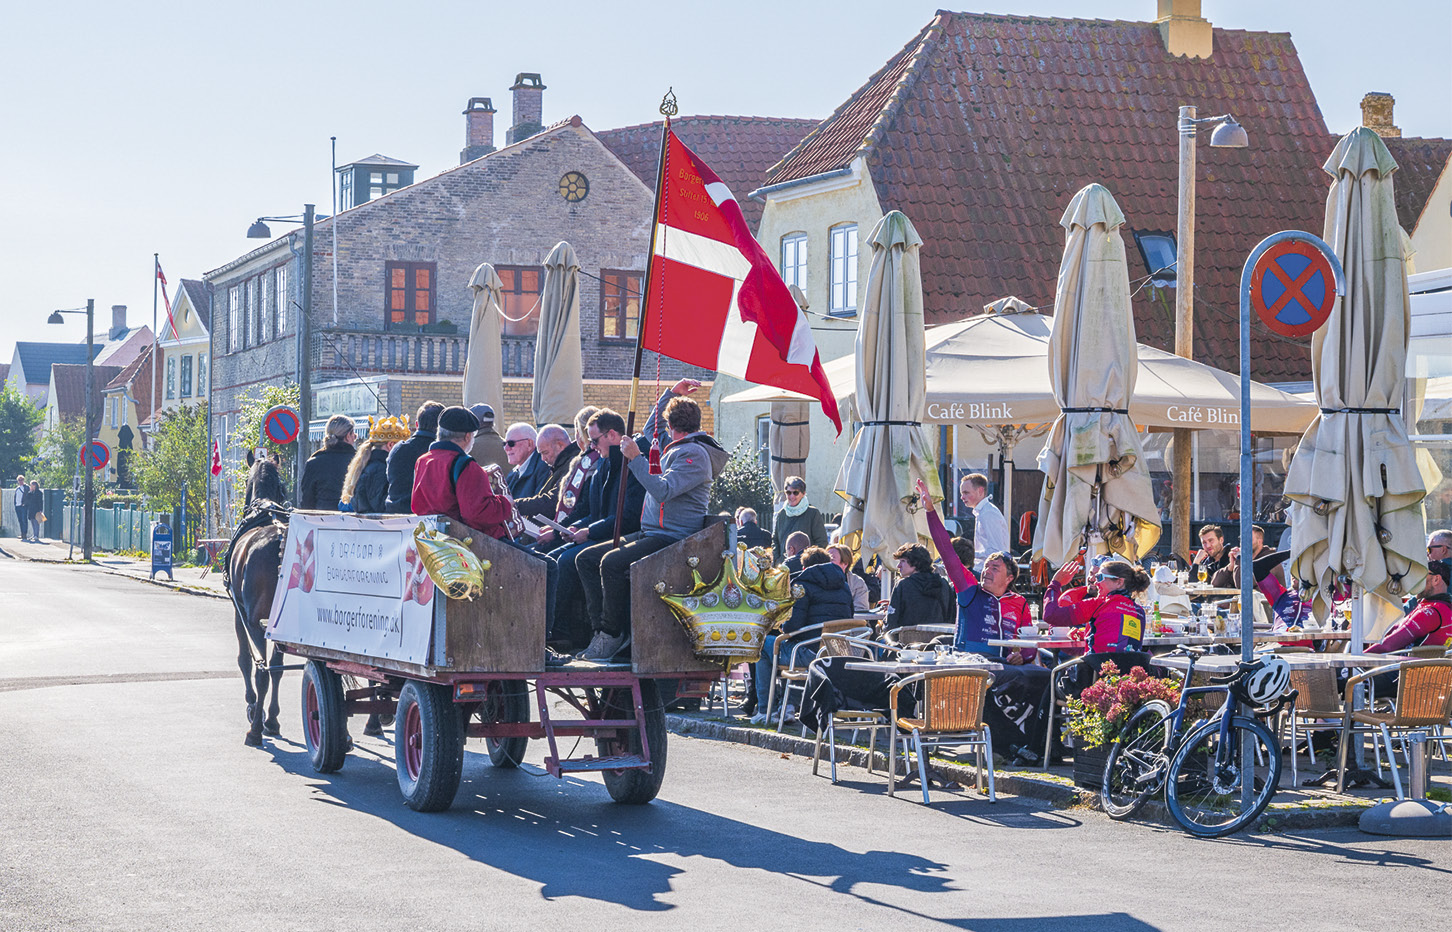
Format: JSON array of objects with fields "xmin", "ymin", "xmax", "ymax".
[
  {"xmin": 665, "ymin": 713, "xmax": 1374, "ymax": 831},
  {"xmin": 0, "ymin": 544, "xmax": 228, "ymax": 602}
]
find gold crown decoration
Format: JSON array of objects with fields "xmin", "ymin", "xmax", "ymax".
[
  {"xmin": 656, "ymin": 544, "xmax": 796, "ymax": 663},
  {"xmin": 413, "ymin": 523, "xmax": 490, "ymax": 600},
  {"xmin": 368, "ymin": 414, "xmax": 412, "ymax": 443}
]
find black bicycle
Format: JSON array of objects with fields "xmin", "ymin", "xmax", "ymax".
[{"xmin": 1100, "ymin": 649, "xmax": 1294, "ymax": 838}]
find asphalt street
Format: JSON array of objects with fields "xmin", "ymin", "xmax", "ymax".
[{"xmin": 0, "ymin": 559, "xmax": 1446, "ymax": 932}]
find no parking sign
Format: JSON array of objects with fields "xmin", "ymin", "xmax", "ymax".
[
  {"xmin": 1247, "ymin": 235, "xmax": 1339, "ymax": 338},
  {"xmin": 79, "ymin": 440, "xmax": 110, "ymax": 471},
  {"xmin": 262, "ymin": 405, "xmax": 302, "ymax": 445}
]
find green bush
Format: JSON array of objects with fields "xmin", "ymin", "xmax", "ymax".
[{"xmin": 707, "ymin": 437, "xmax": 775, "ymax": 524}]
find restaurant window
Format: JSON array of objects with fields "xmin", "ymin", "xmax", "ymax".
[
  {"xmin": 1133, "ymin": 231, "xmax": 1177, "ymax": 287},
  {"xmin": 275, "ymin": 266, "xmax": 288, "ymax": 334},
  {"xmin": 780, "ymin": 232, "xmax": 807, "ymax": 291},
  {"xmin": 228, "ymin": 285, "xmax": 240, "ymax": 352},
  {"xmin": 497, "ymin": 265, "xmax": 542, "ymax": 337},
  {"xmin": 385, "ymin": 261, "xmax": 435, "ymax": 328},
  {"xmin": 828, "ymin": 223, "xmax": 858, "ymax": 316},
  {"xmin": 600, "ymin": 270, "xmax": 642, "ymax": 341},
  {"xmin": 197, "ymin": 354, "xmax": 208, "ymax": 397},
  {"xmin": 180, "ymin": 355, "xmax": 193, "ymax": 398},
  {"xmin": 166, "ymin": 356, "xmax": 176, "ymax": 399}
]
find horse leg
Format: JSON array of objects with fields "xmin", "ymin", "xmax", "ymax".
[
  {"xmin": 234, "ymin": 611, "xmax": 257, "ymax": 725},
  {"xmin": 263, "ymin": 644, "xmax": 284, "ymax": 736}
]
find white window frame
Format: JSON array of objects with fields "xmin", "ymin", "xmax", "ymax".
[
  {"xmin": 197, "ymin": 353, "xmax": 208, "ymax": 397},
  {"xmin": 165, "ymin": 356, "xmax": 176, "ymax": 400},
  {"xmin": 828, "ymin": 223, "xmax": 858, "ymax": 317},
  {"xmin": 180, "ymin": 355, "xmax": 193, "ymax": 398},
  {"xmin": 228, "ymin": 286, "xmax": 241, "ymax": 352},
  {"xmin": 245, "ymin": 278, "xmax": 257, "ymax": 348},
  {"xmin": 780, "ymin": 232, "xmax": 808, "ymax": 292},
  {"xmin": 260, "ymin": 273, "xmax": 272, "ymax": 343},
  {"xmin": 275, "ymin": 267, "xmax": 288, "ymax": 334}
]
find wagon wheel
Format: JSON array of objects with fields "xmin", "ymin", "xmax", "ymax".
[
  {"xmin": 301, "ymin": 660, "xmax": 348, "ymax": 773},
  {"xmin": 394, "ymin": 680, "xmax": 464, "ymax": 812},
  {"xmin": 481, "ymin": 680, "xmax": 531, "ymax": 768},
  {"xmin": 595, "ymin": 679, "xmax": 668, "ymax": 805}
]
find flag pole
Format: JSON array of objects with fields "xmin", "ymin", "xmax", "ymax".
[
  {"xmin": 151, "ymin": 253, "xmax": 159, "ymax": 452},
  {"xmin": 612, "ymin": 89, "xmax": 677, "ymax": 547}
]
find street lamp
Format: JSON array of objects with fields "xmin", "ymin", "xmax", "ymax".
[
  {"xmin": 49, "ymin": 299, "xmax": 96, "ymax": 561},
  {"xmin": 247, "ymin": 205, "xmax": 321, "ymax": 481},
  {"xmin": 1171, "ymin": 107, "xmax": 1248, "ymax": 559}
]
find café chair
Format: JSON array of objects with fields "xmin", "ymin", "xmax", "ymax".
[
  {"xmin": 888, "ymin": 669, "xmax": 996, "ymax": 804},
  {"xmin": 883, "ymin": 625, "xmax": 943, "ymax": 649},
  {"xmin": 764, "ymin": 619, "xmax": 864, "ymax": 731},
  {"xmin": 1283, "ymin": 667, "xmax": 1360, "ymax": 788},
  {"xmin": 1337, "ymin": 659, "xmax": 1452, "ymax": 797},
  {"xmin": 810, "ymin": 635, "xmax": 897, "ymax": 783}
]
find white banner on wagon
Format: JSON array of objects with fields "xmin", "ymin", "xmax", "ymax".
[{"xmin": 266, "ymin": 513, "xmax": 435, "ymax": 666}]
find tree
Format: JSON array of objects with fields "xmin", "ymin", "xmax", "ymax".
[
  {"xmin": 224, "ymin": 383, "xmax": 301, "ymax": 526},
  {"xmin": 26, "ymin": 416, "xmax": 86, "ymax": 490},
  {"xmin": 133, "ymin": 403, "xmax": 209, "ymax": 514},
  {"xmin": 707, "ymin": 437, "xmax": 776, "ymax": 525},
  {"xmin": 0, "ymin": 385, "xmax": 43, "ymax": 480}
]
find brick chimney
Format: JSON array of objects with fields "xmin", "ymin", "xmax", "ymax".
[
  {"xmin": 110, "ymin": 305, "xmax": 127, "ymax": 339},
  {"xmin": 505, "ymin": 73, "xmax": 546, "ymax": 145},
  {"xmin": 460, "ymin": 97, "xmax": 497, "ymax": 164},
  {"xmin": 1155, "ymin": 0, "xmax": 1213, "ymax": 59},
  {"xmin": 1360, "ymin": 92, "xmax": 1402, "ymax": 137}
]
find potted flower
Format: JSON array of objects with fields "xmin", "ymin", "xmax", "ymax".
[{"xmin": 1063, "ymin": 661, "xmax": 1181, "ymax": 789}]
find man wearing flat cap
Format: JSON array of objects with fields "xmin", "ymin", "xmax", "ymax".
[
  {"xmin": 468, "ymin": 403, "xmax": 509, "ymax": 473},
  {"xmin": 411, "ymin": 406, "xmax": 517, "ymax": 538}
]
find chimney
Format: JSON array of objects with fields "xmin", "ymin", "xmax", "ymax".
[
  {"xmin": 110, "ymin": 305, "xmax": 127, "ymax": 339},
  {"xmin": 1360, "ymin": 92, "xmax": 1402, "ymax": 137},
  {"xmin": 1155, "ymin": 0, "xmax": 1213, "ymax": 59},
  {"xmin": 460, "ymin": 97, "xmax": 497, "ymax": 164},
  {"xmin": 505, "ymin": 73, "xmax": 546, "ymax": 145}
]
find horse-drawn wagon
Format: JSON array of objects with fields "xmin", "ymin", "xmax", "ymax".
[{"xmin": 261, "ymin": 511, "xmax": 728, "ymax": 810}]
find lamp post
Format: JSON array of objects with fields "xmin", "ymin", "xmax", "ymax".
[
  {"xmin": 48, "ymin": 299, "xmax": 95, "ymax": 561},
  {"xmin": 1172, "ymin": 106, "xmax": 1248, "ymax": 559},
  {"xmin": 248, "ymin": 205, "xmax": 319, "ymax": 482}
]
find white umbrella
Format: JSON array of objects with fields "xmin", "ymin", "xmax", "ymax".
[
  {"xmin": 768, "ymin": 399, "xmax": 810, "ymax": 500},
  {"xmin": 833, "ymin": 211, "xmax": 943, "ymax": 561},
  {"xmin": 533, "ymin": 241, "xmax": 585, "ymax": 426},
  {"xmin": 1285, "ymin": 128, "xmax": 1428, "ymax": 632},
  {"xmin": 462, "ymin": 263, "xmax": 505, "ymax": 410},
  {"xmin": 1034, "ymin": 184, "xmax": 1161, "ymax": 564}
]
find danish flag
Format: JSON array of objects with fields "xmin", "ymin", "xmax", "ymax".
[{"xmin": 644, "ymin": 129, "xmax": 842, "ymax": 432}]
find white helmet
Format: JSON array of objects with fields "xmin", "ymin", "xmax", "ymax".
[{"xmin": 1240, "ymin": 656, "xmax": 1291, "ymax": 706}]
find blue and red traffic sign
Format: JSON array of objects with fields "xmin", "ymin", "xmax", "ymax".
[
  {"xmin": 262, "ymin": 405, "xmax": 302, "ymax": 445},
  {"xmin": 1248, "ymin": 238, "xmax": 1338, "ymax": 338},
  {"xmin": 79, "ymin": 440, "xmax": 110, "ymax": 471}
]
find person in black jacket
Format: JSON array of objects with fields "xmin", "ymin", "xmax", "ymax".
[
  {"xmin": 513, "ymin": 425, "xmax": 578, "ymax": 520},
  {"xmin": 384, "ymin": 401, "xmax": 444, "ymax": 514},
  {"xmin": 539, "ymin": 409, "xmax": 645, "ymax": 647},
  {"xmin": 298, "ymin": 416, "xmax": 357, "ymax": 511},
  {"xmin": 886, "ymin": 542, "xmax": 955, "ymax": 631},
  {"xmin": 749, "ymin": 547, "xmax": 854, "ymax": 722},
  {"xmin": 341, "ymin": 416, "xmax": 412, "ymax": 514},
  {"xmin": 734, "ymin": 507, "xmax": 774, "ymax": 549}
]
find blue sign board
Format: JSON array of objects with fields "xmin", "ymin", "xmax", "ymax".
[{"xmin": 151, "ymin": 521, "xmax": 174, "ymax": 581}]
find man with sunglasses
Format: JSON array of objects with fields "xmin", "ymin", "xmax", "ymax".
[{"xmin": 504, "ymin": 423, "xmax": 551, "ymax": 499}]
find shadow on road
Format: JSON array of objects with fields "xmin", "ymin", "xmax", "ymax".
[{"xmin": 1200, "ymin": 830, "xmax": 1452, "ymax": 875}]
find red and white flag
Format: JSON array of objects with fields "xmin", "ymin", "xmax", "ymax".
[
  {"xmin": 210, "ymin": 439, "xmax": 222, "ymax": 476},
  {"xmin": 643, "ymin": 130, "xmax": 842, "ymax": 432},
  {"xmin": 156, "ymin": 259, "xmax": 178, "ymax": 340}
]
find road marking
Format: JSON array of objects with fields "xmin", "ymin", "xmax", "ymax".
[{"xmin": 0, "ymin": 671, "xmax": 236, "ymax": 692}]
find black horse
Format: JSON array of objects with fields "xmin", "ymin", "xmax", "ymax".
[{"xmin": 225, "ymin": 452, "xmax": 290, "ymax": 746}]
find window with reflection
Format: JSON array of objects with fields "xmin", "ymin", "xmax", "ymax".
[
  {"xmin": 600, "ymin": 270, "xmax": 642, "ymax": 340},
  {"xmin": 385, "ymin": 261, "xmax": 435, "ymax": 328},
  {"xmin": 497, "ymin": 266, "xmax": 542, "ymax": 337}
]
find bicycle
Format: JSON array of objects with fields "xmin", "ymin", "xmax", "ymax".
[{"xmin": 1100, "ymin": 649, "xmax": 1295, "ymax": 838}]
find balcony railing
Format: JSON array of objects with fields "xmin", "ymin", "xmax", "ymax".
[{"xmin": 311, "ymin": 329, "xmax": 536, "ymax": 379}]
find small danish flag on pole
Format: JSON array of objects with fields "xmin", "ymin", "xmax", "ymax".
[
  {"xmin": 642, "ymin": 129, "xmax": 842, "ymax": 433},
  {"xmin": 210, "ymin": 438, "xmax": 222, "ymax": 476}
]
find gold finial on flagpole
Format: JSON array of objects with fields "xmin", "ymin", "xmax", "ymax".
[{"xmin": 660, "ymin": 88, "xmax": 678, "ymax": 118}]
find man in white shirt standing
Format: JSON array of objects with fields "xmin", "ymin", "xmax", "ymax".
[{"xmin": 960, "ymin": 472, "xmax": 1009, "ymax": 572}]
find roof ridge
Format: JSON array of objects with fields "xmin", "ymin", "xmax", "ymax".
[
  {"xmin": 858, "ymin": 13, "xmax": 950, "ymax": 165},
  {"xmin": 602, "ymin": 114, "xmax": 820, "ymax": 133},
  {"xmin": 935, "ymin": 8, "xmax": 1292, "ymax": 37}
]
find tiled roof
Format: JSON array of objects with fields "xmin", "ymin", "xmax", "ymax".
[
  {"xmin": 1381, "ymin": 137, "xmax": 1452, "ymax": 234},
  {"xmin": 51, "ymin": 363, "xmax": 123, "ymax": 426},
  {"xmin": 107, "ymin": 344, "xmax": 160, "ymax": 426},
  {"xmin": 598, "ymin": 115, "xmax": 820, "ymax": 232},
  {"xmin": 179, "ymin": 279, "xmax": 213, "ymax": 331},
  {"xmin": 765, "ymin": 11, "xmax": 1334, "ymax": 382},
  {"xmin": 339, "ymin": 153, "xmax": 419, "ymax": 169},
  {"xmin": 14, "ymin": 342, "xmax": 102, "ymax": 385}
]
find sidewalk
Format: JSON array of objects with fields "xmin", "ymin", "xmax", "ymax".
[{"xmin": 0, "ymin": 535, "xmax": 229, "ymax": 600}]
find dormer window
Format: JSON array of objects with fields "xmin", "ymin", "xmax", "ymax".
[
  {"xmin": 337, "ymin": 155, "xmax": 419, "ymax": 209},
  {"xmin": 1133, "ymin": 231, "xmax": 1178, "ymax": 287}
]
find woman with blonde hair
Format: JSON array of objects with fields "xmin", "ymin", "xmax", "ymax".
[{"xmin": 341, "ymin": 416, "xmax": 412, "ymax": 514}]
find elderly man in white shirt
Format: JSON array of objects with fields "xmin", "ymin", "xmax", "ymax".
[{"xmin": 959, "ymin": 472, "xmax": 1009, "ymax": 572}]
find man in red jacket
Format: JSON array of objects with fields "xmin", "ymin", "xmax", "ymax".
[
  {"xmin": 411, "ymin": 406, "xmax": 517, "ymax": 537},
  {"xmin": 1367, "ymin": 560, "xmax": 1451, "ymax": 654}
]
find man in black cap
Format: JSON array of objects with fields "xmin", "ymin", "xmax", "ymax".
[
  {"xmin": 411, "ymin": 406, "xmax": 516, "ymax": 537},
  {"xmin": 469, "ymin": 403, "xmax": 509, "ymax": 473},
  {"xmin": 385, "ymin": 400, "xmax": 445, "ymax": 514}
]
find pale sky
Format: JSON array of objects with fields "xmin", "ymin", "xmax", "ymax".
[{"xmin": 2, "ymin": 0, "xmax": 1448, "ymax": 362}]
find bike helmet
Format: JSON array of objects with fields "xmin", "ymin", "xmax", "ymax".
[{"xmin": 1236, "ymin": 656, "xmax": 1291, "ymax": 706}]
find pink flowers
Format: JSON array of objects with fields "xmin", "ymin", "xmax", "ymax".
[{"xmin": 1065, "ymin": 661, "xmax": 1180, "ymax": 748}]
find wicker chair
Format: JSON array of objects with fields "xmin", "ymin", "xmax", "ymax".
[
  {"xmin": 809, "ymin": 634, "xmax": 897, "ymax": 783},
  {"xmin": 888, "ymin": 669, "xmax": 996, "ymax": 804},
  {"xmin": 1283, "ymin": 667, "xmax": 1360, "ymax": 789},
  {"xmin": 1338, "ymin": 659, "xmax": 1452, "ymax": 797},
  {"xmin": 764, "ymin": 619, "xmax": 865, "ymax": 732}
]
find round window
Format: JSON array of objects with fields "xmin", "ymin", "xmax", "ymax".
[{"xmin": 559, "ymin": 171, "xmax": 589, "ymax": 203}]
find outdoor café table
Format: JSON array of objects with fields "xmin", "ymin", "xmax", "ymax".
[
  {"xmin": 1149, "ymin": 651, "xmax": 1397, "ymax": 674},
  {"xmin": 1182, "ymin": 586, "xmax": 1242, "ymax": 598},
  {"xmin": 988, "ymin": 631, "xmax": 1354, "ymax": 653}
]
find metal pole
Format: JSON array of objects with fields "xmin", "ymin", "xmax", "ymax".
[
  {"xmin": 297, "ymin": 205, "xmax": 315, "ymax": 482},
  {"xmin": 152, "ymin": 254, "xmax": 159, "ymax": 451},
  {"xmin": 1238, "ymin": 253, "xmax": 1253, "ymax": 668},
  {"xmin": 1172, "ymin": 105, "xmax": 1196, "ymax": 562},
  {"xmin": 83, "ymin": 298, "xmax": 95, "ymax": 562}
]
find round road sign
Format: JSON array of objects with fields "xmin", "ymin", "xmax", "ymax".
[
  {"xmin": 262, "ymin": 405, "xmax": 302, "ymax": 445},
  {"xmin": 1249, "ymin": 238, "xmax": 1338, "ymax": 338},
  {"xmin": 79, "ymin": 440, "xmax": 110, "ymax": 471}
]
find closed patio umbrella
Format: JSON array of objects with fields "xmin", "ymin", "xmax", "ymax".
[
  {"xmin": 533, "ymin": 241, "xmax": 584, "ymax": 426},
  {"xmin": 833, "ymin": 211, "xmax": 942, "ymax": 562},
  {"xmin": 768, "ymin": 399, "xmax": 810, "ymax": 499},
  {"xmin": 1285, "ymin": 128, "xmax": 1428, "ymax": 632},
  {"xmin": 1033, "ymin": 184, "xmax": 1161, "ymax": 565},
  {"xmin": 462, "ymin": 263, "xmax": 505, "ymax": 410}
]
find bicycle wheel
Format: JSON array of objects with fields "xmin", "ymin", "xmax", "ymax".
[
  {"xmin": 1101, "ymin": 700, "xmax": 1173, "ymax": 819},
  {"xmin": 1165, "ymin": 715, "xmax": 1281, "ymax": 838}
]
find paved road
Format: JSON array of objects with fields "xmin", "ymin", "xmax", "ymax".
[{"xmin": 1, "ymin": 559, "xmax": 1446, "ymax": 931}]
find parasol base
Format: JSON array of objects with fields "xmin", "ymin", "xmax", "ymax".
[{"xmin": 1358, "ymin": 799, "xmax": 1452, "ymax": 837}]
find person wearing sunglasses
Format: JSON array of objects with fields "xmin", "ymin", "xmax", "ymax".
[
  {"xmin": 772, "ymin": 475, "xmax": 828, "ymax": 563},
  {"xmin": 1044, "ymin": 554, "xmax": 1150, "ymax": 653}
]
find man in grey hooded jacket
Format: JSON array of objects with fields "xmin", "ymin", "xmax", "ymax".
[{"xmin": 575, "ymin": 379, "xmax": 729, "ymax": 661}]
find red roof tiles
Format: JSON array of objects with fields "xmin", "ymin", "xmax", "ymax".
[
  {"xmin": 765, "ymin": 11, "xmax": 1339, "ymax": 382},
  {"xmin": 51, "ymin": 363, "xmax": 123, "ymax": 429},
  {"xmin": 598, "ymin": 115, "xmax": 820, "ymax": 233},
  {"xmin": 1381, "ymin": 137, "xmax": 1452, "ymax": 235}
]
